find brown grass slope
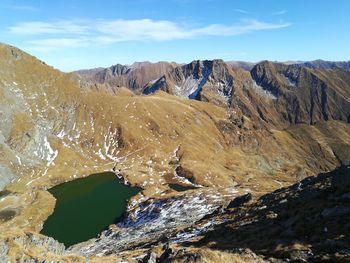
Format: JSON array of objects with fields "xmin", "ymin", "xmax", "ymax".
[{"xmin": 0, "ymin": 43, "xmax": 349, "ymax": 261}]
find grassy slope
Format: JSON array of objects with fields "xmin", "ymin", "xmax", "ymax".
[{"xmin": 0, "ymin": 43, "xmax": 349, "ymax": 261}]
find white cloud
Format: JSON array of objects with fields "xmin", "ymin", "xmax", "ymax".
[
  {"xmin": 9, "ymin": 21, "xmax": 90, "ymax": 35},
  {"xmin": 96, "ymin": 19, "xmax": 194, "ymax": 41},
  {"xmin": 233, "ymin": 9, "xmax": 250, "ymax": 14},
  {"xmin": 8, "ymin": 18, "xmax": 291, "ymax": 52},
  {"xmin": 192, "ymin": 20, "xmax": 290, "ymax": 36},
  {"xmin": 27, "ymin": 38, "xmax": 89, "ymax": 52}
]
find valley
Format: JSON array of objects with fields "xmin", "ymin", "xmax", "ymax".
[{"xmin": 0, "ymin": 43, "xmax": 349, "ymax": 262}]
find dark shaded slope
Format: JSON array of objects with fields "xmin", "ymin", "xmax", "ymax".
[
  {"xmin": 251, "ymin": 61, "xmax": 350, "ymax": 125},
  {"xmin": 186, "ymin": 166, "xmax": 350, "ymax": 262}
]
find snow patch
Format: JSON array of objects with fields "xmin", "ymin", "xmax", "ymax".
[
  {"xmin": 251, "ymin": 81, "xmax": 277, "ymax": 100},
  {"xmin": 57, "ymin": 129, "xmax": 66, "ymax": 139},
  {"xmin": 281, "ymin": 73, "xmax": 297, "ymax": 87},
  {"xmin": 34, "ymin": 135, "xmax": 59, "ymax": 166},
  {"xmin": 173, "ymin": 67, "xmax": 211, "ymax": 99},
  {"xmin": 15, "ymin": 155, "xmax": 22, "ymax": 165}
]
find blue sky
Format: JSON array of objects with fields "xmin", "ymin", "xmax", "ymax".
[{"xmin": 0, "ymin": 0, "xmax": 349, "ymax": 71}]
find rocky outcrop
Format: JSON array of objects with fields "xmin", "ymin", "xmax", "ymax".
[
  {"xmin": 0, "ymin": 232, "xmax": 88, "ymax": 262},
  {"xmin": 75, "ymin": 61, "xmax": 177, "ymax": 93},
  {"xmin": 70, "ymin": 187, "xmax": 239, "ymax": 256},
  {"xmin": 186, "ymin": 166, "xmax": 350, "ymax": 262},
  {"xmin": 143, "ymin": 59, "xmax": 234, "ymax": 103}
]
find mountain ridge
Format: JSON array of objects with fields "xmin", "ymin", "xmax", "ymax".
[
  {"xmin": 0, "ymin": 43, "xmax": 349, "ymax": 262},
  {"xmin": 75, "ymin": 58, "xmax": 350, "ymax": 76}
]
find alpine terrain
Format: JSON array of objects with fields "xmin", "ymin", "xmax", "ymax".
[{"xmin": 0, "ymin": 42, "xmax": 349, "ymax": 263}]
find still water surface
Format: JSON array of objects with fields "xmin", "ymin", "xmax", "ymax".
[{"xmin": 41, "ymin": 172, "xmax": 140, "ymax": 247}]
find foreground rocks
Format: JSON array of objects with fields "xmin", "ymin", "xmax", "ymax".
[
  {"xmin": 185, "ymin": 166, "xmax": 350, "ymax": 262},
  {"xmin": 70, "ymin": 187, "xmax": 241, "ymax": 256}
]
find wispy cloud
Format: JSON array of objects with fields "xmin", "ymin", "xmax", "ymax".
[
  {"xmin": 273, "ymin": 10, "xmax": 287, "ymax": 15},
  {"xmin": 27, "ymin": 38, "xmax": 89, "ymax": 52},
  {"xmin": 233, "ymin": 9, "xmax": 250, "ymax": 14},
  {"xmin": 8, "ymin": 18, "xmax": 291, "ymax": 52},
  {"xmin": 9, "ymin": 21, "xmax": 89, "ymax": 35}
]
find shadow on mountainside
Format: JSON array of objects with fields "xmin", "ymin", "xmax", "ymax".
[{"xmin": 183, "ymin": 166, "xmax": 350, "ymax": 261}]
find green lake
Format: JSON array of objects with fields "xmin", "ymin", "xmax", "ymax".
[{"xmin": 41, "ymin": 172, "xmax": 140, "ymax": 247}]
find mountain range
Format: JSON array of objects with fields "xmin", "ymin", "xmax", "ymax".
[
  {"xmin": 0, "ymin": 43, "xmax": 349, "ymax": 262},
  {"xmin": 77, "ymin": 58, "xmax": 350, "ymax": 127}
]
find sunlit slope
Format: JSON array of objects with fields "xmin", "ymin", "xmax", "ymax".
[{"xmin": 0, "ymin": 43, "xmax": 349, "ymax": 261}]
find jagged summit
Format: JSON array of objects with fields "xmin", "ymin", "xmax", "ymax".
[
  {"xmin": 75, "ymin": 58, "xmax": 350, "ymax": 110},
  {"xmin": 75, "ymin": 61, "xmax": 178, "ymax": 92},
  {"xmin": 143, "ymin": 59, "xmax": 235, "ymax": 101},
  {"xmin": 141, "ymin": 59, "xmax": 350, "ymax": 128}
]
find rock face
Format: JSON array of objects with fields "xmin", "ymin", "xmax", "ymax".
[
  {"xmin": 250, "ymin": 61, "xmax": 350, "ymax": 125},
  {"xmin": 76, "ymin": 61, "xmax": 177, "ymax": 93},
  {"xmin": 0, "ymin": 43, "xmax": 350, "ymax": 262},
  {"xmin": 0, "ymin": 232, "xmax": 89, "ymax": 262},
  {"xmin": 188, "ymin": 166, "xmax": 350, "ymax": 262},
  {"xmin": 0, "ymin": 44, "xmax": 83, "ymax": 190},
  {"xmin": 70, "ymin": 187, "xmax": 241, "ymax": 256},
  {"xmin": 143, "ymin": 59, "xmax": 235, "ymax": 103},
  {"xmin": 144, "ymin": 59, "xmax": 350, "ymax": 128}
]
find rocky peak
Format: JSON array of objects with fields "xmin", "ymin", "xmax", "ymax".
[
  {"xmin": 76, "ymin": 61, "xmax": 176, "ymax": 92},
  {"xmin": 144, "ymin": 59, "xmax": 235, "ymax": 101},
  {"xmin": 251, "ymin": 61, "xmax": 294, "ymax": 97},
  {"xmin": 181, "ymin": 59, "xmax": 228, "ymax": 77},
  {"xmin": 108, "ymin": 64, "xmax": 131, "ymax": 76},
  {"xmin": 94, "ymin": 64, "xmax": 131, "ymax": 83}
]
